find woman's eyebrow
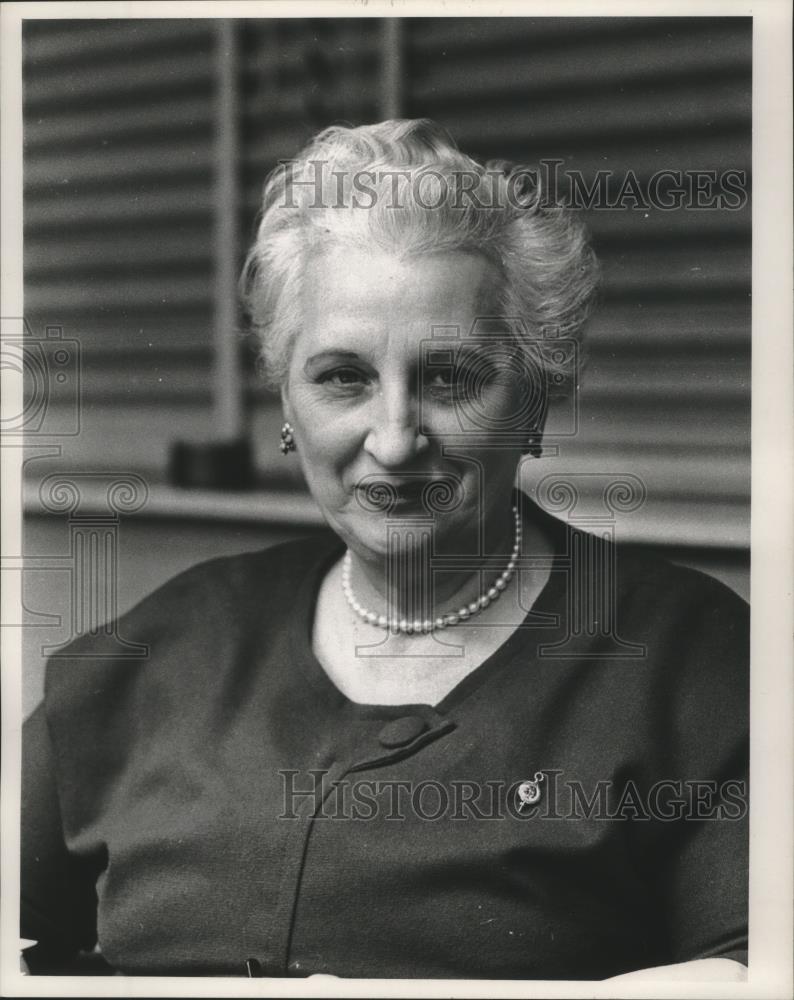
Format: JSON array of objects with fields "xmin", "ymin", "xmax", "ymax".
[{"xmin": 303, "ymin": 350, "xmax": 363, "ymax": 375}]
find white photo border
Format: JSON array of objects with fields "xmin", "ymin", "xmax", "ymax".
[{"xmin": 1, "ymin": 1, "xmax": 791, "ymax": 998}]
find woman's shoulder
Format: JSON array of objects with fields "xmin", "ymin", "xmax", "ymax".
[
  {"xmin": 530, "ymin": 496, "xmax": 748, "ymax": 620},
  {"xmin": 138, "ymin": 529, "xmax": 341, "ymax": 609},
  {"xmin": 549, "ymin": 522, "xmax": 749, "ymax": 699},
  {"xmin": 593, "ymin": 537, "xmax": 749, "ymax": 712},
  {"xmin": 41, "ymin": 530, "xmax": 341, "ymax": 716},
  {"xmin": 74, "ymin": 528, "xmax": 338, "ymax": 632},
  {"xmin": 608, "ymin": 540, "xmax": 748, "ymax": 615},
  {"xmin": 540, "ymin": 528, "xmax": 750, "ymax": 779}
]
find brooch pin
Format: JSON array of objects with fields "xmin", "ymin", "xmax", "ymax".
[{"xmin": 516, "ymin": 771, "xmax": 545, "ymax": 811}]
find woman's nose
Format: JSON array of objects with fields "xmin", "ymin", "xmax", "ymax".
[{"xmin": 363, "ymin": 386, "xmax": 429, "ymax": 467}]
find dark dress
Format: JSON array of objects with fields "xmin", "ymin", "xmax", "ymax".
[{"xmin": 21, "ymin": 501, "xmax": 749, "ymax": 978}]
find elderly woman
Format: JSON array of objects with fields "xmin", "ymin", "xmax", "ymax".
[{"xmin": 21, "ymin": 120, "xmax": 748, "ymax": 982}]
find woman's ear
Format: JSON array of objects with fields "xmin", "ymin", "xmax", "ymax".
[
  {"xmin": 518, "ymin": 366, "xmax": 549, "ymax": 458},
  {"xmin": 521, "ymin": 429, "xmax": 544, "ymax": 459}
]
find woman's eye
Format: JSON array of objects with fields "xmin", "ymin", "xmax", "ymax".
[
  {"xmin": 321, "ymin": 367, "xmax": 366, "ymax": 385},
  {"xmin": 429, "ymin": 367, "xmax": 467, "ymax": 388},
  {"xmin": 427, "ymin": 365, "xmax": 487, "ymax": 399}
]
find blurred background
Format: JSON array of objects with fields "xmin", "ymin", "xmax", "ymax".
[{"xmin": 20, "ymin": 16, "xmax": 751, "ymax": 713}]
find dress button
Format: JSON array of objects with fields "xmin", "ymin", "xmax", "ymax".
[{"xmin": 377, "ymin": 716, "xmax": 429, "ymax": 748}]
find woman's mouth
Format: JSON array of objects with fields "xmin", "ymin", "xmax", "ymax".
[
  {"xmin": 354, "ymin": 477, "xmax": 463, "ymax": 515},
  {"xmin": 389, "ymin": 481, "xmax": 428, "ymax": 509}
]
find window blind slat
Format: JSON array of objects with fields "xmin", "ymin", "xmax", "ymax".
[
  {"xmin": 25, "ymin": 141, "xmax": 214, "ymax": 192},
  {"xmin": 24, "ymin": 96, "xmax": 213, "ymax": 151},
  {"xmin": 25, "ymin": 183, "xmax": 213, "ymax": 232},
  {"xmin": 23, "ymin": 18, "xmax": 213, "ymax": 65},
  {"xmin": 411, "ymin": 26, "xmax": 749, "ymax": 98},
  {"xmin": 23, "ymin": 49, "xmax": 213, "ymax": 109},
  {"xmin": 25, "ymin": 276, "xmax": 212, "ymax": 314},
  {"xmin": 25, "ymin": 227, "xmax": 212, "ymax": 278}
]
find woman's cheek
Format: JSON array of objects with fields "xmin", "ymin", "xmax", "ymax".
[
  {"xmin": 420, "ymin": 397, "xmax": 464, "ymax": 441},
  {"xmin": 300, "ymin": 404, "xmax": 364, "ymax": 473},
  {"xmin": 291, "ymin": 388, "xmax": 349, "ymax": 446}
]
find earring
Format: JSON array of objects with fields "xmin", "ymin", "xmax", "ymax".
[
  {"xmin": 526, "ymin": 432, "xmax": 543, "ymax": 459},
  {"xmin": 279, "ymin": 422, "xmax": 296, "ymax": 455}
]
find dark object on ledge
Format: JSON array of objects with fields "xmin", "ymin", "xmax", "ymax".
[
  {"xmin": 23, "ymin": 942, "xmax": 115, "ymax": 975},
  {"xmin": 168, "ymin": 437, "xmax": 255, "ymax": 491}
]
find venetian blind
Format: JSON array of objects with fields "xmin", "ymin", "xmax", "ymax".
[{"xmin": 23, "ymin": 16, "xmax": 750, "ymax": 551}]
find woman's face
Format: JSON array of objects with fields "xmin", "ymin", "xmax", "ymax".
[{"xmin": 282, "ymin": 246, "xmax": 530, "ymax": 560}]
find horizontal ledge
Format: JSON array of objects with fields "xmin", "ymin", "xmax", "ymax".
[
  {"xmin": 22, "ymin": 479, "xmax": 749, "ymax": 551},
  {"xmin": 24, "ymin": 478, "xmax": 327, "ymax": 529}
]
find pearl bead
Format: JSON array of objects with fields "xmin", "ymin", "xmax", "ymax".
[{"xmin": 341, "ymin": 503, "xmax": 521, "ymax": 635}]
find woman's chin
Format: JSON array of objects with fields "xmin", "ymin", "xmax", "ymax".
[
  {"xmin": 342, "ymin": 521, "xmax": 422, "ymax": 561},
  {"xmin": 335, "ymin": 511, "xmax": 471, "ymax": 564}
]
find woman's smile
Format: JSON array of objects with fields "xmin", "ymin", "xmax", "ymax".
[{"xmin": 352, "ymin": 473, "xmax": 466, "ymax": 516}]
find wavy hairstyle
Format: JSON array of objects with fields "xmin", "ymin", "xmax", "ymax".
[{"xmin": 240, "ymin": 119, "xmax": 599, "ymax": 388}]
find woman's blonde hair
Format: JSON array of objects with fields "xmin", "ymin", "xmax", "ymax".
[{"xmin": 241, "ymin": 118, "xmax": 599, "ymax": 387}]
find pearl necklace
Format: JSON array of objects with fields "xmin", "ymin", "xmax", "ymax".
[{"xmin": 341, "ymin": 505, "xmax": 522, "ymax": 635}]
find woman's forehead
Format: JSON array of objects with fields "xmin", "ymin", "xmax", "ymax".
[{"xmin": 298, "ymin": 247, "xmax": 504, "ymax": 338}]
